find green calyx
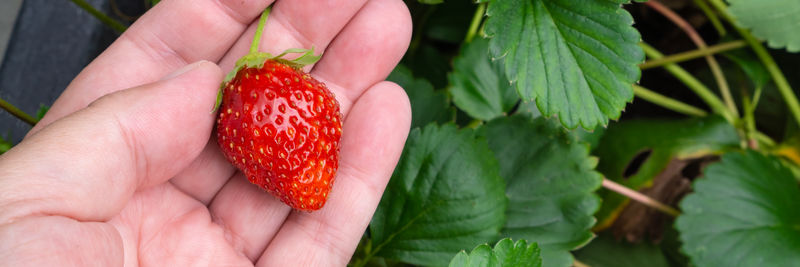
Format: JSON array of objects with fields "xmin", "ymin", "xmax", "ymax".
[
  {"xmin": 213, "ymin": 5, "xmax": 321, "ymax": 112},
  {"xmin": 222, "ymin": 47, "xmax": 322, "ymax": 84},
  {"xmin": 213, "ymin": 47, "xmax": 322, "ymax": 112}
]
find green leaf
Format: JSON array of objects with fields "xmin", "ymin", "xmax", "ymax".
[
  {"xmin": 425, "ymin": 0, "xmax": 476, "ymax": 43},
  {"xmin": 484, "ymin": 0, "xmax": 643, "ymax": 129},
  {"xmin": 519, "ymin": 102, "xmax": 606, "ymax": 149},
  {"xmin": 450, "ymin": 38, "xmax": 519, "ymax": 121},
  {"xmin": 0, "ymin": 134, "xmax": 12, "ymax": 155},
  {"xmin": 370, "ymin": 124, "xmax": 507, "ymax": 266},
  {"xmin": 721, "ymin": 42, "xmax": 771, "ymax": 88},
  {"xmin": 404, "ymin": 43, "xmax": 452, "ymax": 88},
  {"xmin": 387, "ymin": 65, "xmax": 453, "ymax": 129},
  {"xmin": 592, "ymin": 116, "xmax": 740, "ymax": 230},
  {"xmin": 481, "ymin": 115, "xmax": 602, "ymax": 267},
  {"xmin": 419, "ymin": 0, "xmax": 444, "ymax": 4},
  {"xmin": 728, "ymin": 0, "xmax": 800, "ymax": 52},
  {"xmin": 449, "ymin": 239, "xmax": 542, "ymax": 267},
  {"xmin": 676, "ymin": 151, "xmax": 800, "ymax": 267},
  {"xmin": 573, "ymin": 234, "xmax": 670, "ymax": 267},
  {"xmin": 36, "ymin": 104, "xmax": 49, "ymax": 120}
]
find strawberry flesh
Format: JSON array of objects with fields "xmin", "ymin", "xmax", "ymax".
[{"xmin": 216, "ymin": 60, "xmax": 342, "ymax": 211}]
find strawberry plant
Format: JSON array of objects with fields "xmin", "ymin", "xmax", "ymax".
[
  {"xmin": 349, "ymin": 0, "xmax": 800, "ymax": 266},
  {"xmin": 2, "ymin": 0, "xmax": 800, "ymax": 266}
]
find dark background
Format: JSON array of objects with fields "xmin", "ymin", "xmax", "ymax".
[{"xmin": 0, "ymin": 0, "xmax": 145, "ymax": 144}]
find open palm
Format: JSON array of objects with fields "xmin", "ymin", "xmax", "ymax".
[{"xmin": 0, "ymin": 0, "xmax": 411, "ymax": 266}]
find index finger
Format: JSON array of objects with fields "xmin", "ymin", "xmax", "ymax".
[{"xmin": 32, "ymin": 0, "xmax": 273, "ymax": 133}]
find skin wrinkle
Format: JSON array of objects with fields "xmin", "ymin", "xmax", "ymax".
[
  {"xmin": 119, "ymin": 29, "xmax": 189, "ymax": 71},
  {"xmin": 209, "ymin": 177, "xmax": 288, "ymax": 261},
  {"xmin": 212, "ymin": 0, "xmax": 268, "ymax": 26},
  {"xmin": 211, "ymin": 210, "xmax": 248, "ymax": 258},
  {"xmin": 108, "ymin": 107, "xmax": 149, "ymax": 190},
  {"xmin": 272, "ymin": 11, "xmax": 317, "ymax": 55}
]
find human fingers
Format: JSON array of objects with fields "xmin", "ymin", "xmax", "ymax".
[
  {"xmin": 207, "ymin": 174, "xmax": 291, "ymax": 261},
  {"xmin": 31, "ymin": 0, "xmax": 274, "ymax": 134},
  {"xmin": 256, "ymin": 82, "xmax": 411, "ymax": 266},
  {"xmin": 108, "ymin": 183, "xmax": 253, "ymax": 266},
  {"xmin": 0, "ymin": 61, "xmax": 221, "ymax": 223},
  {"xmin": 169, "ymin": 137, "xmax": 236, "ymax": 204}
]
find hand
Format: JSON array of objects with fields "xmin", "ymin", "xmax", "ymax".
[{"xmin": 0, "ymin": 0, "xmax": 411, "ymax": 266}]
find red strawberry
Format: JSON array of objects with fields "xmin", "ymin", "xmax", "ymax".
[{"xmin": 216, "ymin": 51, "xmax": 342, "ymax": 211}]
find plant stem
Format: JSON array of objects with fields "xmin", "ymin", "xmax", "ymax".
[
  {"xmin": 0, "ymin": 98, "xmax": 38, "ymax": 126},
  {"xmin": 742, "ymin": 89, "xmax": 758, "ymax": 149},
  {"xmin": 640, "ymin": 42, "xmax": 734, "ymax": 122},
  {"xmin": 708, "ymin": 0, "xmax": 800, "ymax": 128},
  {"xmin": 706, "ymin": 0, "xmax": 736, "ymax": 22},
  {"xmin": 602, "ymin": 178, "xmax": 681, "ymax": 217},
  {"xmin": 250, "ymin": 7, "xmax": 271, "ymax": 54},
  {"xmin": 464, "ymin": 2, "xmax": 487, "ymax": 43},
  {"xmin": 407, "ymin": 4, "xmax": 437, "ymax": 58},
  {"xmin": 633, "ymin": 85, "xmax": 708, "ymax": 117},
  {"xmin": 645, "ymin": 0, "xmax": 738, "ymax": 117},
  {"xmin": 754, "ymin": 131, "xmax": 776, "ymax": 147},
  {"xmin": 694, "ymin": 0, "xmax": 726, "ymax": 36},
  {"xmin": 640, "ymin": 40, "xmax": 746, "ymax": 69},
  {"xmin": 69, "ymin": 0, "xmax": 127, "ymax": 34}
]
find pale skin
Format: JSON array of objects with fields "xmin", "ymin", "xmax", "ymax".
[{"xmin": 0, "ymin": 0, "xmax": 412, "ymax": 266}]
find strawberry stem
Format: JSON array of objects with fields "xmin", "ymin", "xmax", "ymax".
[
  {"xmin": 69, "ymin": 0, "xmax": 128, "ymax": 34},
  {"xmin": 250, "ymin": 6, "xmax": 272, "ymax": 55},
  {"xmin": 0, "ymin": 97, "xmax": 38, "ymax": 126}
]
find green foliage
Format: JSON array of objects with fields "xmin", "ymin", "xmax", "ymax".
[
  {"xmin": 387, "ymin": 65, "xmax": 453, "ymax": 129},
  {"xmin": 450, "ymin": 38, "xmax": 519, "ymax": 121},
  {"xmin": 481, "ymin": 115, "xmax": 602, "ymax": 267},
  {"xmin": 418, "ymin": 0, "xmax": 444, "ymax": 4},
  {"xmin": 722, "ymin": 43, "xmax": 771, "ymax": 89},
  {"xmin": 449, "ymin": 239, "xmax": 542, "ymax": 267},
  {"xmin": 728, "ymin": 0, "xmax": 800, "ymax": 52},
  {"xmin": 592, "ymin": 116, "xmax": 740, "ymax": 229},
  {"xmin": 0, "ymin": 134, "xmax": 11, "ymax": 155},
  {"xmin": 36, "ymin": 104, "xmax": 49, "ymax": 120},
  {"xmin": 403, "ymin": 43, "xmax": 452, "ymax": 89},
  {"xmin": 573, "ymin": 234, "xmax": 670, "ymax": 267},
  {"xmin": 484, "ymin": 0, "xmax": 644, "ymax": 129},
  {"xmin": 677, "ymin": 151, "xmax": 800, "ymax": 267},
  {"xmin": 424, "ymin": 0, "xmax": 476, "ymax": 43},
  {"xmin": 369, "ymin": 124, "xmax": 507, "ymax": 266}
]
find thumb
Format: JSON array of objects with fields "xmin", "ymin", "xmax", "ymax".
[{"xmin": 0, "ymin": 60, "xmax": 222, "ymax": 223}]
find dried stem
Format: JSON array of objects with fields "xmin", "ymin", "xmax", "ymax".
[
  {"xmin": 602, "ymin": 178, "xmax": 681, "ymax": 217},
  {"xmin": 640, "ymin": 43, "xmax": 734, "ymax": 122},
  {"xmin": 645, "ymin": 1, "xmax": 738, "ymax": 117},
  {"xmin": 707, "ymin": 0, "xmax": 800, "ymax": 131},
  {"xmin": 573, "ymin": 259, "xmax": 591, "ymax": 267}
]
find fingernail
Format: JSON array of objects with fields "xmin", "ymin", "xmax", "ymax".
[{"xmin": 161, "ymin": 60, "xmax": 210, "ymax": 81}]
